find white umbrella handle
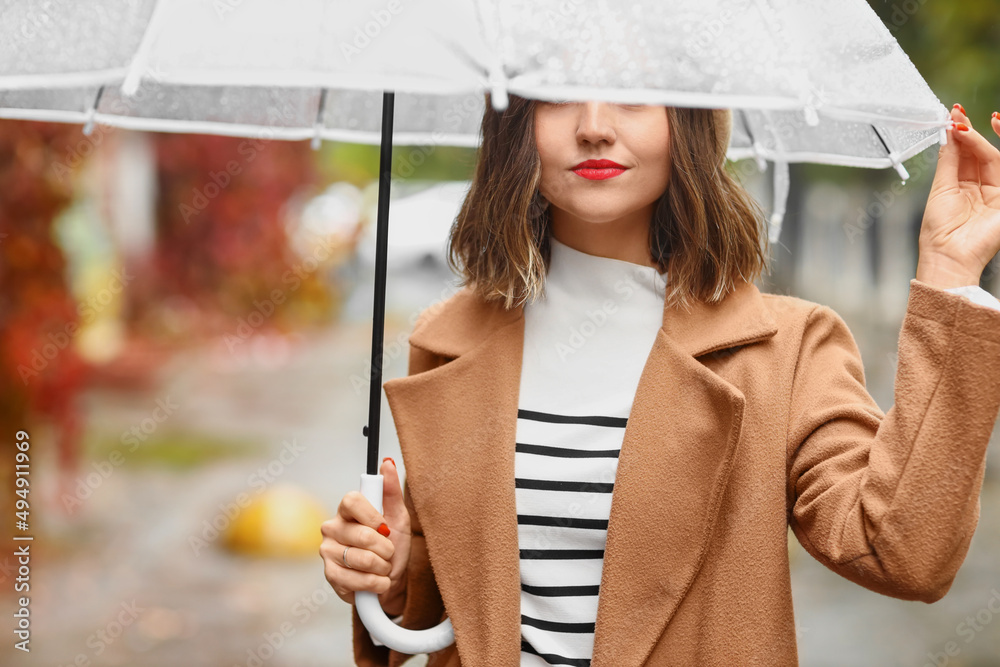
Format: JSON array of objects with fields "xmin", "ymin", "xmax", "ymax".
[{"xmin": 355, "ymin": 473, "xmax": 455, "ymax": 654}]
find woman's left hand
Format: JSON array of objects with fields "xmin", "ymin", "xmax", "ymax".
[{"xmin": 915, "ymin": 105, "xmax": 1000, "ymax": 289}]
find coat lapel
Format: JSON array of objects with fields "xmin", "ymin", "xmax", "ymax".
[
  {"xmin": 382, "ymin": 294, "xmax": 525, "ymax": 665},
  {"xmin": 382, "ymin": 280, "xmax": 778, "ymax": 666},
  {"xmin": 590, "ymin": 279, "xmax": 777, "ymax": 666}
]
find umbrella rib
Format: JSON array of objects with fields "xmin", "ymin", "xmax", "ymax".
[
  {"xmin": 311, "ymin": 89, "xmax": 328, "ymax": 151},
  {"xmin": 738, "ymin": 108, "xmax": 769, "ymax": 172},
  {"xmin": 121, "ymin": 0, "xmax": 172, "ymax": 97},
  {"xmin": 738, "ymin": 108, "xmax": 755, "ymax": 146},
  {"xmin": 82, "ymin": 85, "xmax": 105, "ymax": 136},
  {"xmin": 870, "ymin": 124, "xmax": 892, "ymax": 155},
  {"xmin": 870, "ymin": 124, "xmax": 910, "ymax": 180}
]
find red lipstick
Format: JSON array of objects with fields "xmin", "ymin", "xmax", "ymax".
[{"xmin": 571, "ymin": 158, "xmax": 628, "ymax": 180}]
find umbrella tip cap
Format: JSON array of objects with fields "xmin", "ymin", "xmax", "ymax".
[{"xmin": 491, "ymin": 87, "xmax": 509, "ymax": 111}]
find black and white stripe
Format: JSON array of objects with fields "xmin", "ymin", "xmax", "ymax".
[{"xmin": 516, "ymin": 408, "xmax": 626, "ymax": 666}]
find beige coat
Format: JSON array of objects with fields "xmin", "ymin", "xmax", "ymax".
[{"xmin": 351, "ymin": 277, "xmax": 1000, "ymax": 666}]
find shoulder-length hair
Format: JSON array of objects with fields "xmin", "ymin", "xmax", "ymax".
[{"xmin": 446, "ymin": 93, "xmax": 771, "ymax": 312}]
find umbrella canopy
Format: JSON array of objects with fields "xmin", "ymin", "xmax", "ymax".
[{"xmin": 2, "ymin": 0, "xmax": 952, "ymax": 241}]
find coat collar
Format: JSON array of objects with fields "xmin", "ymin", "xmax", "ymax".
[{"xmin": 383, "ymin": 278, "xmax": 778, "ymax": 666}]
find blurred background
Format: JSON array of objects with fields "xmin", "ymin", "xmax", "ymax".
[{"xmin": 1, "ymin": 3, "xmax": 999, "ymax": 666}]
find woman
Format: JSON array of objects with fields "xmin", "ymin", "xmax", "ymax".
[{"xmin": 321, "ymin": 97, "xmax": 1000, "ymax": 666}]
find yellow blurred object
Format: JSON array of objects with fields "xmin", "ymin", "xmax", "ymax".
[
  {"xmin": 71, "ymin": 260, "xmax": 129, "ymax": 364},
  {"xmin": 223, "ymin": 484, "xmax": 328, "ymax": 558}
]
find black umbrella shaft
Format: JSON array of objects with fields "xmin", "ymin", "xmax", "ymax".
[{"xmin": 366, "ymin": 91, "xmax": 394, "ymax": 476}]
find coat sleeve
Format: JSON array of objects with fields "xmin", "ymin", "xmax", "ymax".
[
  {"xmin": 785, "ymin": 279, "xmax": 1000, "ymax": 603},
  {"xmin": 351, "ymin": 319, "xmax": 454, "ymax": 666}
]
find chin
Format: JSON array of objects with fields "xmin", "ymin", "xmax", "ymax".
[{"xmin": 559, "ymin": 208, "xmax": 633, "ymax": 225}]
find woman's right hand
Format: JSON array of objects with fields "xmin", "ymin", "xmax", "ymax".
[{"xmin": 320, "ymin": 457, "xmax": 411, "ymax": 616}]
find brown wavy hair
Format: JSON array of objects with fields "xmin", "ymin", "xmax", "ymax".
[{"xmin": 446, "ymin": 93, "xmax": 771, "ymax": 312}]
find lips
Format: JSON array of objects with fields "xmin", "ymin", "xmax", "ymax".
[{"xmin": 571, "ymin": 158, "xmax": 628, "ymax": 180}]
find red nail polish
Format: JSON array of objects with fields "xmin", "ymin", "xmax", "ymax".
[
  {"xmin": 993, "ymin": 111, "xmax": 999, "ymax": 120},
  {"xmin": 955, "ymin": 122, "xmax": 970, "ymax": 132},
  {"xmin": 377, "ymin": 522, "xmax": 391, "ymax": 537},
  {"xmin": 383, "ymin": 456, "xmax": 396, "ymax": 468},
  {"xmin": 953, "ymin": 103, "xmax": 966, "ymax": 116}
]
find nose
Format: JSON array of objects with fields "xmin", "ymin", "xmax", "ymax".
[{"xmin": 575, "ymin": 101, "xmax": 616, "ymax": 146}]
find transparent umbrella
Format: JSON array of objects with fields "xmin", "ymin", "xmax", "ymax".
[
  {"xmin": 0, "ymin": 0, "xmax": 955, "ymax": 241},
  {"xmin": 0, "ymin": 0, "xmax": 957, "ymax": 655}
]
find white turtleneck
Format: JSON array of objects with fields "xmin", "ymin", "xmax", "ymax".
[{"xmin": 516, "ymin": 236, "xmax": 669, "ymax": 666}]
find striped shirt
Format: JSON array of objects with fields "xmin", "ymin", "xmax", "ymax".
[{"xmin": 517, "ymin": 236, "xmax": 669, "ymax": 666}]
